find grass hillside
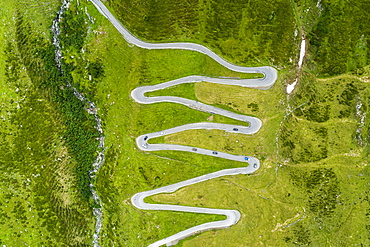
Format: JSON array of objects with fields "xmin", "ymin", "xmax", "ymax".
[
  {"xmin": 0, "ymin": 0, "xmax": 98, "ymax": 245},
  {"xmin": 1, "ymin": 0, "xmax": 369, "ymax": 246}
]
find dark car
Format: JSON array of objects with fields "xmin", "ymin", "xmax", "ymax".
[
  {"xmin": 233, "ymin": 128, "xmax": 238, "ymax": 131},
  {"xmin": 192, "ymin": 148, "xmax": 197, "ymax": 151},
  {"xmin": 144, "ymin": 136, "xmax": 148, "ymax": 141},
  {"xmin": 212, "ymin": 151, "xmax": 218, "ymax": 155}
]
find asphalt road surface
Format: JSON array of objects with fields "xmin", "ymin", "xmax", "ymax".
[{"xmin": 89, "ymin": 0, "xmax": 277, "ymax": 246}]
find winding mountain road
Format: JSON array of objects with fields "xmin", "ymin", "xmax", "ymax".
[{"xmin": 89, "ymin": 0, "xmax": 277, "ymax": 246}]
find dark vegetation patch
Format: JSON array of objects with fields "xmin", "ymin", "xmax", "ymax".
[
  {"xmin": 284, "ymin": 167, "xmax": 341, "ymax": 245},
  {"xmin": 280, "ymin": 119, "xmax": 328, "ymax": 163},
  {"xmin": 303, "ymin": 168, "xmax": 341, "ymax": 218},
  {"xmin": 308, "ymin": 0, "xmax": 370, "ymax": 76},
  {"xmin": 59, "ymin": 3, "xmax": 106, "ymax": 99},
  {"xmin": 59, "ymin": 5, "xmax": 88, "ymax": 50},
  {"xmin": 284, "ymin": 222, "xmax": 311, "ymax": 246},
  {"xmin": 247, "ymin": 103, "xmax": 259, "ymax": 112},
  {"xmin": 297, "ymin": 102, "xmax": 330, "ymax": 123}
]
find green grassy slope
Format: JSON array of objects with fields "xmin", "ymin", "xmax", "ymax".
[
  {"xmin": 0, "ymin": 0, "xmax": 99, "ymax": 245},
  {"xmin": 1, "ymin": 0, "xmax": 370, "ymax": 246}
]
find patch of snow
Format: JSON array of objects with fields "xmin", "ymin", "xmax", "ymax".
[
  {"xmin": 298, "ymin": 38, "xmax": 306, "ymax": 68},
  {"xmin": 287, "ymin": 37, "xmax": 306, "ymax": 94},
  {"xmin": 286, "ymin": 79, "xmax": 297, "ymax": 94}
]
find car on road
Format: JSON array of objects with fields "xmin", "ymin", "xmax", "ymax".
[
  {"xmin": 244, "ymin": 157, "xmax": 250, "ymax": 161},
  {"xmin": 233, "ymin": 128, "xmax": 238, "ymax": 131},
  {"xmin": 144, "ymin": 136, "xmax": 148, "ymax": 141},
  {"xmin": 192, "ymin": 148, "xmax": 197, "ymax": 151},
  {"xmin": 212, "ymin": 151, "xmax": 218, "ymax": 155},
  {"xmin": 253, "ymin": 163, "xmax": 258, "ymax": 168}
]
